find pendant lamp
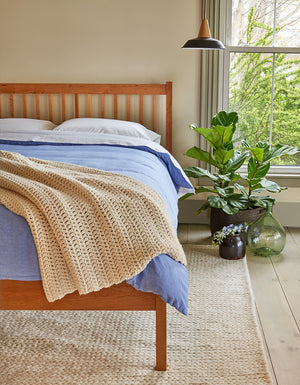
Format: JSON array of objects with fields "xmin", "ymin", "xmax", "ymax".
[{"xmin": 182, "ymin": 0, "xmax": 225, "ymax": 50}]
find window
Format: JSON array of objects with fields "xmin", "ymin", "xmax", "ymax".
[{"xmin": 224, "ymin": 0, "xmax": 300, "ymax": 173}]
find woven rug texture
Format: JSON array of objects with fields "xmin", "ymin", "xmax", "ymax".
[{"xmin": 0, "ymin": 244, "xmax": 273, "ymax": 385}]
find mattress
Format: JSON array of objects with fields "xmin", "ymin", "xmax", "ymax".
[{"xmin": 0, "ymin": 130, "xmax": 194, "ymax": 314}]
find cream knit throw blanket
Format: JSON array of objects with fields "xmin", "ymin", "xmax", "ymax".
[{"xmin": 0, "ymin": 150, "xmax": 186, "ymax": 302}]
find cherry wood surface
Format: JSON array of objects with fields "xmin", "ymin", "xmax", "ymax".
[
  {"xmin": 0, "ymin": 280, "xmax": 156, "ymax": 311},
  {"xmin": 0, "ymin": 82, "xmax": 172, "ymax": 370},
  {"xmin": 0, "ymin": 82, "xmax": 172, "ymax": 152}
]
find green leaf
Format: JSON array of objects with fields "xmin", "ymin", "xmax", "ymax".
[
  {"xmin": 211, "ymin": 111, "xmax": 238, "ymax": 129},
  {"xmin": 194, "ymin": 186, "xmax": 218, "ymax": 194},
  {"xmin": 223, "ymin": 186, "xmax": 235, "ymax": 195},
  {"xmin": 242, "ymin": 139, "xmax": 250, "ymax": 148},
  {"xmin": 263, "ymin": 144, "xmax": 299, "ymax": 162},
  {"xmin": 207, "ymin": 195, "xmax": 226, "ymax": 209},
  {"xmin": 214, "ymin": 186, "xmax": 235, "ymax": 198},
  {"xmin": 234, "ymin": 183, "xmax": 248, "ymax": 195},
  {"xmin": 249, "ymin": 147, "xmax": 264, "ymax": 162},
  {"xmin": 259, "ymin": 178, "xmax": 286, "ymax": 193},
  {"xmin": 214, "ymin": 125, "xmax": 235, "ymax": 147},
  {"xmin": 184, "ymin": 166, "xmax": 218, "ymax": 181},
  {"xmin": 217, "ymin": 173, "xmax": 240, "ymax": 183},
  {"xmin": 195, "ymin": 201, "xmax": 210, "ymax": 215},
  {"xmin": 214, "ymin": 148, "xmax": 234, "ymax": 165},
  {"xmin": 250, "ymin": 196, "xmax": 275, "ymax": 209},
  {"xmin": 249, "ymin": 178, "xmax": 264, "ymax": 189},
  {"xmin": 224, "ymin": 151, "xmax": 248, "ymax": 173},
  {"xmin": 207, "ymin": 196, "xmax": 239, "ymax": 214},
  {"xmin": 226, "ymin": 194, "xmax": 249, "ymax": 210},
  {"xmin": 192, "ymin": 127, "xmax": 222, "ymax": 149},
  {"xmin": 255, "ymin": 162, "xmax": 270, "ymax": 179},
  {"xmin": 251, "ymin": 178, "xmax": 287, "ymax": 193},
  {"xmin": 247, "ymin": 157, "xmax": 256, "ymax": 179},
  {"xmin": 185, "ymin": 147, "xmax": 219, "ymax": 167},
  {"xmin": 256, "ymin": 142, "xmax": 269, "ymax": 150},
  {"xmin": 221, "ymin": 204, "xmax": 240, "ymax": 215},
  {"xmin": 250, "ymin": 188, "xmax": 268, "ymax": 194},
  {"xmin": 179, "ymin": 193, "xmax": 194, "ymax": 201}
]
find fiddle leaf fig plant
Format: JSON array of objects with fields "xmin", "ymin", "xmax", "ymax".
[{"xmin": 181, "ymin": 111, "xmax": 299, "ymax": 215}]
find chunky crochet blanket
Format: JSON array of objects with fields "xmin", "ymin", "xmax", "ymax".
[{"xmin": 0, "ymin": 150, "xmax": 186, "ymax": 302}]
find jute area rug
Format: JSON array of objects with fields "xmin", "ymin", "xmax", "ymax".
[{"xmin": 0, "ymin": 244, "xmax": 273, "ymax": 385}]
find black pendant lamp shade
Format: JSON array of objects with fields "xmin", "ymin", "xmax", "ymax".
[
  {"xmin": 182, "ymin": 1, "xmax": 225, "ymax": 50},
  {"xmin": 182, "ymin": 36, "xmax": 225, "ymax": 50}
]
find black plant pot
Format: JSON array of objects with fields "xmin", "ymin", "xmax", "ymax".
[
  {"xmin": 219, "ymin": 235, "xmax": 246, "ymax": 260},
  {"xmin": 210, "ymin": 207, "xmax": 265, "ymax": 235}
]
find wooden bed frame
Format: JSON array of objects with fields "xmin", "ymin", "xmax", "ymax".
[{"xmin": 0, "ymin": 82, "xmax": 173, "ymax": 371}]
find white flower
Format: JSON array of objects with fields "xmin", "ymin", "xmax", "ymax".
[{"xmin": 212, "ymin": 222, "xmax": 249, "ymax": 246}]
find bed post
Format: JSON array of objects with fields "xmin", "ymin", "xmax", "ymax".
[
  {"xmin": 165, "ymin": 81, "xmax": 172, "ymax": 154},
  {"xmin": 155, "ymin": 295, "xmax": 167, "ymax": 371}
]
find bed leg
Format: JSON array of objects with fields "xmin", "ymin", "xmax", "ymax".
[{"xmin": 155, "ymin": 295, "xmax": 167, "ymax": 371}]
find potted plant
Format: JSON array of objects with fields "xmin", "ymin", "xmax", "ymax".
[
  {"xmin": 181, "ymin": 111, "xmax": 299, "ymax": 234},
  {"xmin": 212, "ymin": 223, "xmax": 249, "ymax": 260}
]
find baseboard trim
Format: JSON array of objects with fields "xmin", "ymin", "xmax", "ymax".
[{"xmin": 178, "ymin": 196, "xmax": 300, "ymax": 227}]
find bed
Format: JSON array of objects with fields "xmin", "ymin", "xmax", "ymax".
[{"xmin": 0, "ymin": 82, "xmax": 193, "ymax": 371}]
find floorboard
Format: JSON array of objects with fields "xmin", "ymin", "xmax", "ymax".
[
  {"xmin": 247, "ymin": 250, "xmax": 300, "ymax": 385},
  {"xmin": 270, "ymin": 229, "xmax": 300, "ymax": 326},
  {"xmin": 289, "ymin": 228, "xmax": 300, "ymax": 251}
]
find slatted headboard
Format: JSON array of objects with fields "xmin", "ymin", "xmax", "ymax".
[{"xmin": 0, "ymin": 82, "xmax": 172, "ymax": 152}]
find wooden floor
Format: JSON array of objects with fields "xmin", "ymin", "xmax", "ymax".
[{"xmin": 178, "ymin": 224, "xmax": 300, "ymax": 385}]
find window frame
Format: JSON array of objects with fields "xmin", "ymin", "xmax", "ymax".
[{"xmin": 222, "ymin": 1, "xmax": 300, "ymax": 177}]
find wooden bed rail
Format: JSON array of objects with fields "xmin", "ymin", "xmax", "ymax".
[
  {"xmin": 0, "ymin": 280, "xmax": 167, "ymax": 370},
  {"xmin": 0, "ymin": 82, "xmax": 172, "ymax": 152}
]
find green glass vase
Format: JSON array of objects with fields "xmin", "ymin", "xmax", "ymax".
[{"xmin": 247, "ymin": 203, "xmax": 286, "ymax": 257}]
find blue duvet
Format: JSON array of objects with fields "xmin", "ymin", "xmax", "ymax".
[{"xmin": 0, "ymin": 132, "xmax": 193, "ymax": 314}]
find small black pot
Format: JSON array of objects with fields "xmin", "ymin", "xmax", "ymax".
[{"xmin": 219, "ymin": 234, "xmax": 246, "ymax": 260}]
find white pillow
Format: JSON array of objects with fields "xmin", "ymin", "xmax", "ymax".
[
  {"xmin": 0, "ymin": 118, "xmax": 56, "ymax": 131},
  {"xmin": 54, "ymin": 118, "xmax": 161, "ymax": 143}
]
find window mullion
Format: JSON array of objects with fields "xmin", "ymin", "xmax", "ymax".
[
  {"xmin": 227, "ymin": 46, "xmax": 300, "ymax": 54},
  {"xmin": 269, "ymin": 53, "xmax": 276, "ymax": 148},
  {"xmin": 272, "ymin": 0, "xmax": 277, "ymax": 47}
]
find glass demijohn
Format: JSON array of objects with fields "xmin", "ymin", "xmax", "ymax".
[{"xmin": 247, "ymin": 203, "xmax": 286, "ymax": 257}]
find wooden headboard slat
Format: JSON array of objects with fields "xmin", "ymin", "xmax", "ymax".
[
  {"xmin": 0, "ymin": 82, "xmax": 172, "ymax": 153},
  {"xmin": 75, "ymin": 94, "xmax": 79, "ymax": 118},
  {"xmin": 0, "ymin": 83, "xmax": 168, "ymax": 95},
  {"xmin": 139, "ymin": 95, "xmax": 144, "ymax": 126},
  {"xmin": 101, "ymin": 94, "xmax": 105, "ymax": 118},
  {"xmin": 87, "ymin": 94, "xmax": 92, "ymax": 118},
  {"xmin": 23, "ymin": 95, "xmax": 27, "ymax": 118},
  {"xmin": 10, "ymin": 95, "xmax": 15, "ymax": 118},
  {"xmin": 48, "ymin": 94, "xmax": 53, "ymax": 121},
  {"xmin": 114, "ymin": 95, "xmax": 118, "ymax": 119},
  {"xmin": 126, "ymin": 95, "xmax": 131, "ymax": 121},
  {"xmin": 153, "ymin": 95, "xmax": 157, "ymax": 133},
  {"xmin": 62, "ymin": 94, "xmax": 66, "ymax": 121},
  {"xmin": 35, "ymin": 94, "xmax": 40, "ymax": 119}
]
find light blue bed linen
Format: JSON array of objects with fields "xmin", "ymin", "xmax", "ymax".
[{"xmin": 0, "ymin": 138, "xmax": 192, "ymax": 314}]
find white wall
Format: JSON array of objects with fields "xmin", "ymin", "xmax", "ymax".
[
  {"xmin": 1, "ymin": 0, "xmax": 299, "ymax": 226},
  {"xmin": 0, "ymin": 0, "xmax": 201, "ymax": 168}
]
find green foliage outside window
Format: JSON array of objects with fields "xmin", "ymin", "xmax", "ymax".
[{"xmin": 229, "ymin": 7, "xmax": 300, "ymax": 165}]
